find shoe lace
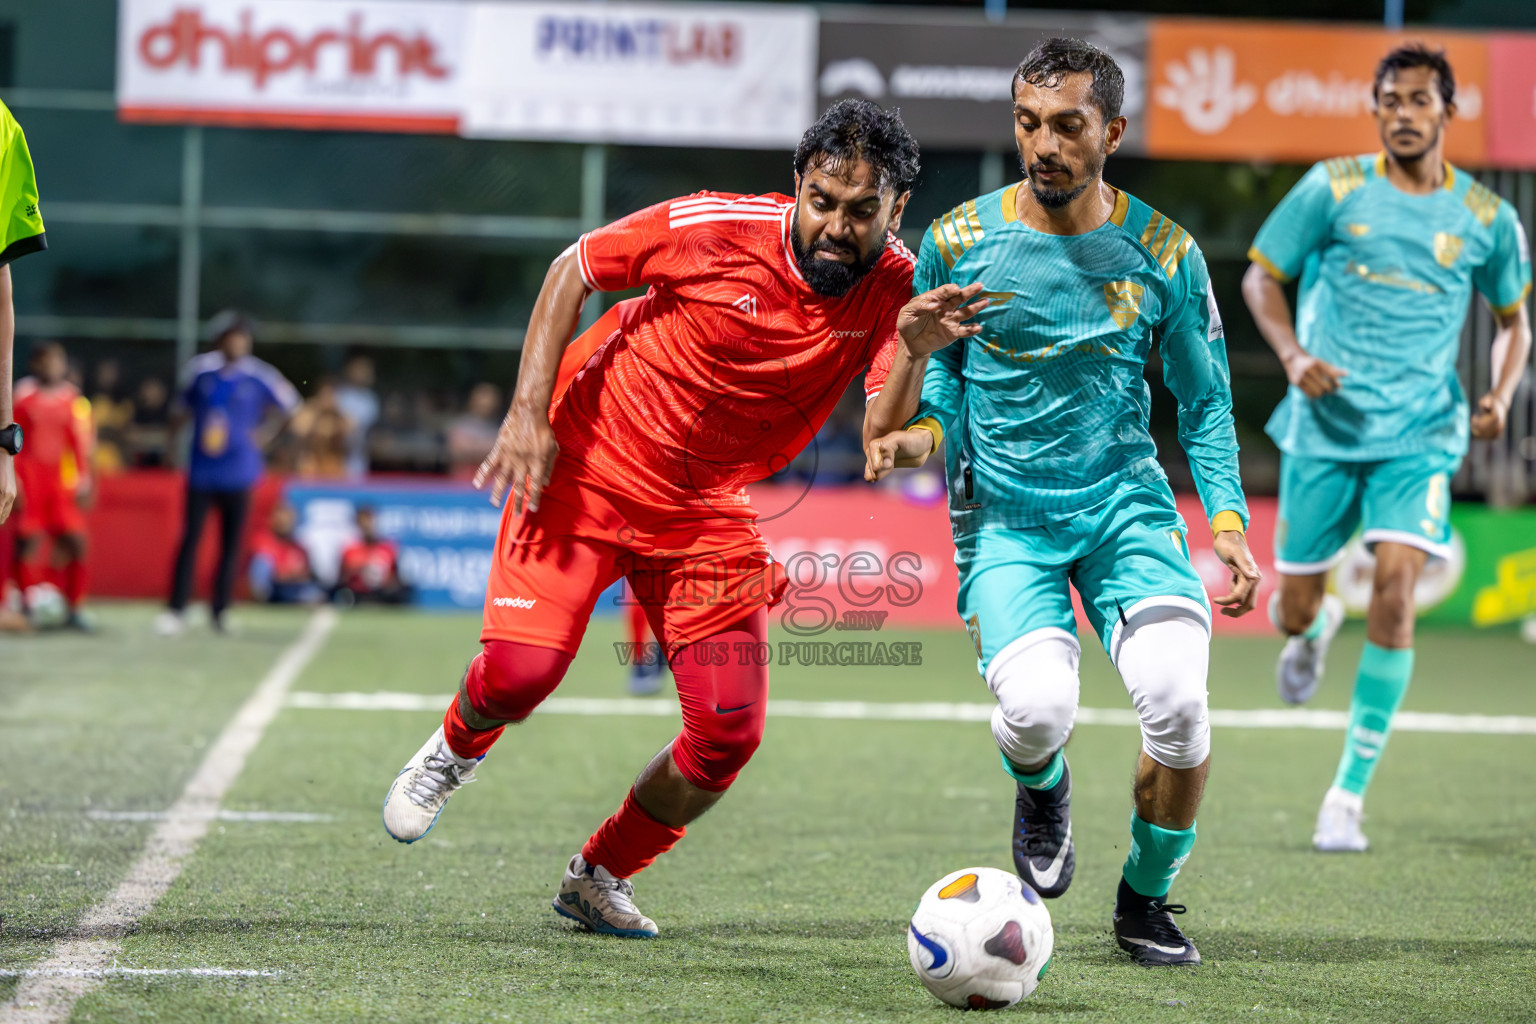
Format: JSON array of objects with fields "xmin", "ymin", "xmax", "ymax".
[
  {"xmin": 591, "ymin": 874, "xmax": 642, "ymax": 918},
  {"xmin": 1018, "ymin": 798, "xmax": 1068, "ymax": 856},
  {"xmin": 1141, "ymin": 902, "xmax": 1189, "ymax": 945},
  {"xmin": 405, "ymin": 753, "xmax": 473, "ymax": 808}
]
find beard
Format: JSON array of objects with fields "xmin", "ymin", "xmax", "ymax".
[
  {"xmin": 1386, "ymin": 124, "xmax": 1440, "ymax": 163},
  {"xmin": 791, "ymin": 212, "xmax": 886, "ymax": 298},
  {"xmin": 1019, "ymin": 145, "xmax": 1106, "ymax": 210}
]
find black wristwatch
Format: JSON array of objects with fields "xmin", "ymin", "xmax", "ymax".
[{"xmin": 0, "ymin": 423, "xmax": 21, "ymax": 456}]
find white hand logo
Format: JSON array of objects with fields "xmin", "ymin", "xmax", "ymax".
[{"xmin": 1155, "ymin": 47, "xmax": 1257, "ymax": 135}]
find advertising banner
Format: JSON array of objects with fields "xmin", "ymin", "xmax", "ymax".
[
  {"xmin": 459, "ymin": 1, "xmax": 817, "ymax": 148},
  {"xmin": 817, "ymin": 10, "xmax": 1148, "ymax": 153},
  {"xmin": 1487, "ymin": 35, "xmax": 1536, "ymax": 169},
  {"xmin": 284, "ymin": 481, "xmax": 499, "ymax": 610},
  {"xmin": 1146, "ymin": 19, "xmax": 1488, "ymax": 166},
  {"xmin": 117, "ymin": 0, "xmax": 469, "ymax": 132}
]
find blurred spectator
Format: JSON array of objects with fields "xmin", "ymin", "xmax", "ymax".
[
  {"xmin": 369, "ymin": 390, "xmax": 449, "ymax": 473},
  {"xmin": 89, "ymin": 359, "xmax": 133, "ymax": 475},
  {"xmin": 334, "ymin": 505, "xmax": 412, "ymax": 605},
  {"xmin": 128, "ymin": 376, "xmax": 171, "ymax": 467},
  {"xmin": 335, "ymin": 353, "xmax": 378, "ymax": 479},
  {"xmin": 157, "ymin": 311, "xmax": 300, "ymax": 636},
  {"xmin": 290, "ymin": 378, "xmax": 353, "ymax": 479},
  {"xmin": 446, "ymin": 382, "xmax": 502, "ymax": 477},
  {"xmin": 248, "ymin": 502, "xmax": 323, "ymax": 605}
]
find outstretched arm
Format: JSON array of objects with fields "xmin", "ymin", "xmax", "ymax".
[
  {"xmin": 475, "ymin": 247, "xmax": 589, "ymax": 513},
  {"xmin": 863, "ymin": 282, "xmax": 985, "ymax": 480}
]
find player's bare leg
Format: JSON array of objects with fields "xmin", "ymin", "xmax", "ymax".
[
  {"xmin": 1316, "ymin": 543, "xmax": 1427, "ymax": 851},
  {"xmin": 1133, "ymin": 751, "xmax": 1207, "ymax": 832},
  {"xmin": 1271, "ymin": 571, "xmax": 1345, "ymax": 704}
]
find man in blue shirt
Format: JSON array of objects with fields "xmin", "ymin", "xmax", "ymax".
[
  {"xmin": 1243, "ymin": 45, "xmax": 1531, "ymax": 852},
  {"xmin": 156, "ymin": 312, "xmax": 300, "ymax": 635}
]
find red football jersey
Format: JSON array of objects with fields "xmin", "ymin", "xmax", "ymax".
[
  {"xmin": 251, "ymin": 532, "xmax": 313, "ymax": 583},
  {"xmin": 339, "ymin": 539, "xmax": 399, "ymax": 591},
  {"xmin": 558, "ymin": 191, "xmax": 913, "ymax": 512},
  {"xmin": 13, "ymin": 377, "xmax": 92, "ymax": 487}
]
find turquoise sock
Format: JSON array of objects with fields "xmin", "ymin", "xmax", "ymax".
[
  {"xmin": 1333, "ymin": 642, "xmax": 1414, "ymax": 797},
  {"xmin": 1122, "ymin": 813, "xmax": 1197, "ymax": 900},
  {"xmin": 1302, "ymin": 608, "xmax": 1329, "ymax": 641},
  {"xmin": 1001, "ymin": 749, "xmax": 1063, "ymax": 790}
]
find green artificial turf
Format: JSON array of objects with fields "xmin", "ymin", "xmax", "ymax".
[{"xmin": 2, "ymin": 605, "xmax": 1533, "ymax": 1023}]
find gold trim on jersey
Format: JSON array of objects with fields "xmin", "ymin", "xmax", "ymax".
[
  {"xmin": 1109, "ymin": 187, "xmax": 1129, "ymax": 227},
  {"xmin": 1000, "ymin": 183, "xmax": 1021, "ymax": 223},
  {"xmin": 932, "ymin": 199, "xmax": 987, "ymax": 269},
  {"xmin": 1140, "ymin": 210, "xmax": 1195, "ymax": 279},
  {"xmin": 908, "ymin": 416, "xmax": 944, "ymax": 452},
  {"xmin": 1372, "ymin": 152, "xmax": 1455, "ymax": 191},
  {"xmin": 1492, "ymin": 282, "xmax": 1532, "ymax": 318},
  {"xmin": 1325, "ymin": 157, "xmax": 1366, "ymax": 201},
  {"xmin": 1464, "ymin": 180, "xmax": 1499, "ymax": 227},
  {"xmin": 1248, "ymin": 246, "xmax": 1291, "ymax": 282}
]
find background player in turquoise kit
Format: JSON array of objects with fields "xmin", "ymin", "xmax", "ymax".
[
  {"xmin": 866, "ymin": 38, "xmax": 1261, "ymax": 968},
  {"xmin": 1242, "ymin": 44, "xmax": 1531, "ymax": 853}
]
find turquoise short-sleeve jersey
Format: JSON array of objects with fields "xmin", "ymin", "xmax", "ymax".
[
  {"xmin": 1252, "ymin": 155, "xmax": 1532, "ymax": 462},
  {"xmin": 910, "ymin": 183, "xmax": 1248, "ymax": 535}
]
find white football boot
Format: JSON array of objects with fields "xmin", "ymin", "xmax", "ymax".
[
  {"xmin": 154, "ymin": 610, "xmax": 185, "ymax": 637},
  {"xmin": 1313, "ymin": 786, "xmax": 1369, "ymax": 852},
  {"xmin": 552, "ymin": 854, "xmax": 659, "ymax": 938},
  {"xmin": 1276, "ymin": 594, "xmax": 1345, "ymax": 705},
  {"xmin": 381, "ymin": 726, "xmax": 480, "ymax": 843}
]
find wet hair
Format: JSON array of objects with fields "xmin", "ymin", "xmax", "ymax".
[
  {"xmin": 1014, "ymin": 37, "xmax": 1125, "ymax": 122},
  {"xmin": 793, "ymin": 99, "xmax": 920, "ymax": 197},
  {"xmin": 1374, "ymin": 43, "xmax": 1455, "ymax": 107}
]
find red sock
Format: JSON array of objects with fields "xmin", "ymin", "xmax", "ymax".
[
  {"xmin": 442, "ymin": 696, "xmax": 503, "ymax": 760},
  {"xmin": 63, "ymin": 559, "xmax": 87, "ymax": 610},
  {"xmin": 15, "ymin": 555, "xmax": 44, "ymax": 594},
  {"xmin": 581, "ymin": 788, "xmax": 686, "ymax": 879}
]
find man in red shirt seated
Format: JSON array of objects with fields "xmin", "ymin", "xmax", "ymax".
[
  {"xmin": 335, "ymin": 505, "xmax": 411, "ymax": 605},
  {"xmin": 247, "ymin": 502, "xmax": 322, "ymax": 605}
]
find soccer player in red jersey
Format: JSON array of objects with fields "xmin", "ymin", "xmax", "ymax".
[
  {"xmin": 11, "ymin": 341, "xmax": 94, "ymax": 628},
  {"xmin": 382, "ymin": 101, "xmax": 987, "ymax": 937},
  {"xmin": 335, "ymin": 505, "xmax": 410, "ymax": 605}
]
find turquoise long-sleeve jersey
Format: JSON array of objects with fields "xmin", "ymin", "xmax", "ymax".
[{"xmin": 911, "ymin": 183, "xmax": 1248, "ymax": 536}]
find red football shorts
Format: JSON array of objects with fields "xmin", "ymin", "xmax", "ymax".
[
  {"xmin": 481, "ymin": 469, "xmax": 788, "ymax": 655},
  {"xmin": 14, "ymin": 467, "xmax": 86, "ymax": 537}
]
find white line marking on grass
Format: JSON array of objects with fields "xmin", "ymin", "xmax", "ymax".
[
  {"xmin": 1, "ymin": 608, "xmax": 337, "ymax": 1024},
  {"xmin": 84, "ymin": 810, "xmax": 334, "ymax": 823},
  {"xmin": 0, "ymin": 969, "xmax": 280, "ymax": 980},
  {"xmin": 283, "ymin": 691, "xmax": 1536, "ymax": 736}
]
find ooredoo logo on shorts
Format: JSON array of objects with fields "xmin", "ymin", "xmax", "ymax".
[{"xmin": 492, "ymin": 597, "xmax": 538, "ymax": 610}]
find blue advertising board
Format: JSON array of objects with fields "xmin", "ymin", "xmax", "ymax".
[{"xmin": 283, "ymin": 481, "xmax": 505, "ymax": 611}]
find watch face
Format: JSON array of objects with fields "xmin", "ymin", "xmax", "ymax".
[{"xmin": 3, "ymin": 424, "xmax": 19, "ymax": 455}]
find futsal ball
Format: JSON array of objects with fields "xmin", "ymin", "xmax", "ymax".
[{"xmin": 907, "ymin": 867, "xmax": 1053, "ymax": 1009}]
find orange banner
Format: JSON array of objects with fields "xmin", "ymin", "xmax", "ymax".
[{"xmin": 1147, "ymin": 19, "xmax": 1487, "ymax": 166}]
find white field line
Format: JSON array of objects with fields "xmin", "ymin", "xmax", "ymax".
[
  {"xmin": 284, "ymin": 691, "xmax": 1536, "ymax": 736},
  {"xmin": 84, "ymin": 810, "xmax": 333, "ymax": 823},
  {"xmin": 1, "ymin": 608, "xmax": 337, "ymax": 1024},
  {"xmin": 0, "ymin": 969, "xmax": 279, "ymax": 980}
]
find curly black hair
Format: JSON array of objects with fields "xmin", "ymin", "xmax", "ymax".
[
  {"xmin": 1014, "ymin": 37, "xmax": 1125, "ymax": 122},
  {"xmin": 1374, "ymin": 43, "xmax": 1455, "ymax": 106},
  {"xmin": 793, "ymin": 99, "xmax": 920, "ymax": 197}
]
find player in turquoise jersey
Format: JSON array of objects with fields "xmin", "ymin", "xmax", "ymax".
[
  {"xmin": 866, "ymin": 38, "xmax": 1261, "ymax": 967},
  {"xmin": 1243, "ymin": 45, "xmax": 1531, "ymax": 853}
]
